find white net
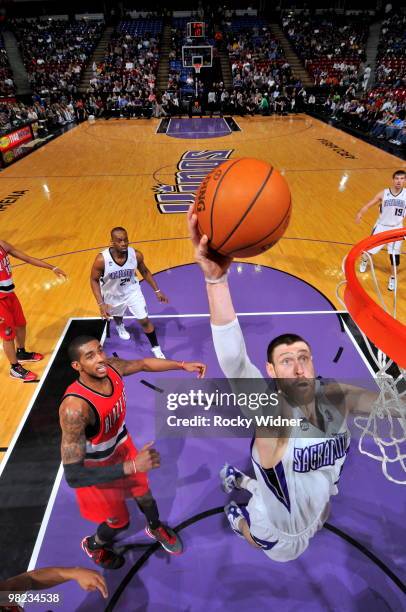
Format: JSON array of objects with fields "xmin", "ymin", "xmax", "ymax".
[{"xmin": 337, "ymin": 248, "xmax": 406, "ymax": 485}]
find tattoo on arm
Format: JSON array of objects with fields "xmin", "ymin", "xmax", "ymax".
[
  {"xmin": 60, "ymin": 400, "xmax": 90, "ymax": 465},
  {"xmin": 107, "ymin": 356, "xmax": 125, "ymax": 376},
  {"xmin": 107, "ymin": 356, "xmax": 142, "ymax": 376}
]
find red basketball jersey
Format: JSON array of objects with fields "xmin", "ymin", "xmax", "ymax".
[
  {"xmin": 0, "ymin": 245, "xmax": 14, "ymax": 298},
  {"xmin": 63, "ymin": 365, "xmax": 130, "ymax": 465}
]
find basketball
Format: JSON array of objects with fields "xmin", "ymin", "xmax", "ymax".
[{"xmin": 194, "ymin": 158, "xmax": 292, "ymax": 257}]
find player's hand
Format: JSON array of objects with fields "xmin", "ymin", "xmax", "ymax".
[
  {"xmin": 52, "ymin": 267, "xmax": 67, "ymax": 279},
  {"xmin": 99, "ymin": 303, "xmax": 112, "ymax": 319},
  {"xmin": 69, "ymin": 568, "xmax": 108, "ymax": 599},
  {"xmin": 188, "ymin": 203, "xmax": 232, "ymax": 281},
  {"xmin": 355, "ymin": 212, "xmax": 362, "ymax": 224},
  {"xmin": 182, "ymin": 361, "xmax": 207, "ymax": 378},
  {"xmin": 132, "ymin": 442, "xmax": 161, "ymax": 473},
  {"xmin": 155, "ymin": 290, "xmax": 169, "ymax": 303}
]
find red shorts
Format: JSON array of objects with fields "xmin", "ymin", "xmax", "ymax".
[
  {"xmin": 75, "ymin": 436, "xmax": 149, "ymax": 528},
  {"xmin": 0, "ymin": 293, "xmax": 26, "ymax": 341}
]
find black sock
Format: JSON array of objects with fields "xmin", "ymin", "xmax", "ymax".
[
  {"xmin": 11, "ymin": 362, "xmax": 18, "ymax": 369},
  {"xmin": 88, "ymin": 522, "xmax": 129, "ymax": 548},
  {"xmin": 145, "ymin": 330, "xmax": 158, "ymax": 348},
  {"xmin": 16, "ymin": 347, "xmax": 25, "ymax": 354},
  {"xmin": 136, "ymin": 495, "xmax": 161, "ymax": 530}
]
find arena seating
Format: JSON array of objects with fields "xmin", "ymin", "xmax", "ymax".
[
  {"xmin": 12, "ymin": 19, "xmax": 103, "ymax": 95},
  {"xmin": 88, "ymin": 19, "xmax": 162, "ymax": 98},
  {"xmin": 374, "ymin": 12, "xmax": 406, "ymax": 89},
  {"xmin": 0, "ymin": 35, "xmax": 15, "ymax": 97},
  {"xmin": 282, "ymin": 13, "xmax": 368, "ymax": 86}
]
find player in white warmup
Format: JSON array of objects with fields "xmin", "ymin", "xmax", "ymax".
[
  {"xmin": 188, "ymin": 206, "xmax": 378, "ymax": 562},
  {"xmin": 90, "ymin": 227, "xmax": 167, "ymax": 358},
  {"xmin": 356, "ymin": 169, "xmax": 406, "ymax": 291}
]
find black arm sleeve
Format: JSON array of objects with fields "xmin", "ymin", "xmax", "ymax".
[{"xmin": 64, "ymin": 462, "xmax": 125, "ymax": 488}]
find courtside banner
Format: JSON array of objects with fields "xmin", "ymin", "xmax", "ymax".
[{"xmin": 0, "ymin": 125, "xmax": 33, "ymax": 152}]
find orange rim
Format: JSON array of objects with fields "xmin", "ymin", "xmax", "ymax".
[{"xmin": 344, "ymin": 228, "xmax": 406, "ymax": 368}]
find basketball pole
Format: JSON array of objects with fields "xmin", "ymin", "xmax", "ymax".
[{"xmin": 194, "ymin": 66, "xmax": 199, "ymax": 99}]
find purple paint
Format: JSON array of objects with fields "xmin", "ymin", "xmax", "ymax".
[
  {"xmin": 28, "ymin": 265, "xmax": 405, "ymax": 611},
  {"xmin": 166, "ymin": 118, "xmax": 231, "ymax": 139}
]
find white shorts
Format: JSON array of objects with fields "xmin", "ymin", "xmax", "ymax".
[
  {"xmin": 368, "ymin": 223, "xmax": 404, "ymax": 256},
  {"xmin": 245, "ymin": 482, "xmax": 329, "ymax": 562},
  {"xmin": 103, "ymin": 285, "xmax": 148, "ymax": 319}
]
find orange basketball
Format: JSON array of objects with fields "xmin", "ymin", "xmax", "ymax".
[{"xmin": 194, "ymin": 158, "xmax": 291, "ymax": 258}]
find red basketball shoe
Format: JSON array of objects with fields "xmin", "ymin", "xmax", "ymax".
[
  {"xmin": 10, "ymin": 364, "xmax": 38, "ymax": 382},
  {"xmin": 145, "ymin": 525, "xmax": 183, "ymax": 555},
  {"xmin": 16, "ymin": 350, "xmax": 44, "ymax": 362},
  {"xmin": 81, "ymin": 536, "xmax": 125, "ymax": 570}
]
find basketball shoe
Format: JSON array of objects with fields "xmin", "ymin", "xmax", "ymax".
[
  {"xmin": 151, "ymin": 346, "xmax": 165, "ymax": 359},
  {"xmin": 16, "ymin": 349, "xmax": 44, "ymax": 362},
  {"xmin": 10, "ymin": 364, "xmax": 37, "ymax": 382},
  {"xmin": 116, "ymin": 323, "xmax": 130, "ymax": 340},
  {"xmin": 220, "ymin": 464, "xmax": 245, "ymax": 493},
  {"xmin": 145, "ymin": 525, "xmax": 183, "ymax": 555},
  {"xmin": 224, "ymin": 502, "xmax": 245, "ymax": 538},
  {"xmin": 81, "ymin": 536, "xmax": 125, "ymax": 570}
]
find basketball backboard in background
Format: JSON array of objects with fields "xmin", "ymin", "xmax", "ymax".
[{"xmin": 182, "ymin": 45, "xmax": 213, "ymax": 69}]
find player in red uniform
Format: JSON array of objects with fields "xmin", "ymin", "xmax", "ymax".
[
  {"xmin": 60, "ymin": 335, "xmax": 206, "ymax": 569},
  {"xmin": 0, "ymin": 239, "xmax": 66, "ymax": 381}
]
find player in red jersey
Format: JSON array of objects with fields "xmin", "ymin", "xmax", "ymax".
[
  {"xmin": 60, "ymin": 335, "xmax": 206, "ymax": 569},
  {"xmin": 0, "ymin": 239, "xmax": 66, "ymax": 381}
]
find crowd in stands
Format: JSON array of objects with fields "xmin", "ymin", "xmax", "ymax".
[
  {"xmin": 0, "ymin": 12, "xmax": 403, "ymax": 150},
  {"xmin": 0, "ymin": 36, "xmax": 15, "ymax": 97},
  {"xmin": 375, "ymin": 12, "xmax": 405, "ymax": 88},
  {"xmin": 282, "ymin": 13, "xmax": 368, "ymax": 87},
  {"xmin": 0, "ymin": 97, "xmax": 91, "ymax": 135},
  {"xmin": 87, "ymin": 19, "xmax": 162, "ymax": 101},
  {"xmin": 320, "ymin": 88, "xmax": 405, "ymax": 146},
  {"xmin": 12, "ymin": 19, "xmax": 103, "ymax": 96},
  {"xmin": 228, "ymin": 19, "xmax": 296, "ymax": 93}
]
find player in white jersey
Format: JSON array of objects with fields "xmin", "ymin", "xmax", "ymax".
[
  {"xmin": 356, "ymin": 169, "xmax": 406, "ymax": 291},
  {"xmin": 188, "ymin": 206, "xmax": 380, "ymax": 562},
  {"xmin": 90, "ymin": 227, "xmax": 167, "ymax": 358}
]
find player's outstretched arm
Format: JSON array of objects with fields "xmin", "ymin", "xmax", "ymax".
[
  {"xmin": 136, "ymin": 250, "xmax": 168, "ymax": 303},
  {"xmin": 0, "ymin": 239, "xmax": 66, "ymax": 278},
  {"xmin": 355, "ymin": 191, "xmax": 384, "ymax": 223},
  {"xmin": 188, "ymin": 204, "xmax": 262, "ymax": 379},
  {"xmin": 187, "ymin": 204, "xmax": 233, "ymax": 325},
  {"xmin": 0, "ymin": 567, "xmax": 108, "ymax": 599},
  {"xmin": 59, "ymin": 396, "xmax": 152, "ymax": 487},
  {"xmin": 333, "ymin": 382, "xmax": 404, "ymax": 417},
  {"xmin": 108, "ymin": 356, "xmax": 206, "ymax": 378}
]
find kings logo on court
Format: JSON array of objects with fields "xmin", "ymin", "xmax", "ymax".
[{"xmin": 153, "ymin": 150, "xmax": 234, "ymax": 214}]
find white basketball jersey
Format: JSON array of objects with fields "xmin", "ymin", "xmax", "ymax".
[
  {"xmin": 100, "ymin": 247, "xmax": 139, "ymax": 304},
  {"xmin": 252, "ymin": 383, "xmax": 350, "ymax": 538},
  {"xmin": 377, "ymin": 188, "xmax": 406, "ymax": 226}
]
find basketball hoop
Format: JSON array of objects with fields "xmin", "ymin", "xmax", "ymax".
[
  {"xmin": 339, "ymin": 228, "xmax": 406, "ymax": 368},
  {"xmin": 336, "ymin": 228, "xmax": 406, "ymax": 485},
  {"xmin": 194, "ymin": 63, "xmax": 201, "ymax": 75}
]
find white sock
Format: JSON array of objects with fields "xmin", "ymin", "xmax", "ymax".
[{"xmin": 239, "ymin": 475, "xmax": 256, "ymax": 494}]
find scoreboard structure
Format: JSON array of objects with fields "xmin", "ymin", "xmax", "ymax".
[{"xmin": 187, "ymin": 21, "xmax": 205, "ymax": 38}]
